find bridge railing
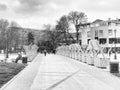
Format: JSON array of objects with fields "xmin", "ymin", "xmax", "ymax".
[{"xmin": 56, "ymin": 42, "xmax": 109, "ymax": 68}]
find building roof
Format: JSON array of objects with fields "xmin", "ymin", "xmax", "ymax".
[
  {"xmin": 92, "ymin": 19, "xmax": 103, "ymax": 23},
  {"xmin": 108, "ymin": 20, "xmax": 120, "ymax": 24},
  {"xmin": 79, "ymin": 23, "xmax": 91, "ymax": 27}
]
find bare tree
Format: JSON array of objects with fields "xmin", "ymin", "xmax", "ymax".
[
  {"xmin": 27, "ymin": 32, "xmax": 35, "ymax": 45},
  {"xmin": 68, "ymin": 11, "xmax": 87, "ymax": 43},
  {"xmin": 0, "ymin": 19, "xmax": 9, "ymax": 35},
  {"xmin": 49, "ymin": 28, "xmax": 62, "ymax": 48},
  {"xmin": 0, "ymin": 19, "xmax": 21, "ymax": 56},
  {"xmin": 56, "ymin": 15, "xmax": 75, "ymax": 45},
  {"xmin": 0, "ymin": 19, "xmax": 9, "ymax": 50},
  {"xmin": 38, "ymin": 25, "xmax": 62, "ymax": 52},
  {"xmin": 0, "ymin": 19, "xmax": 10, "ymax": 58}
]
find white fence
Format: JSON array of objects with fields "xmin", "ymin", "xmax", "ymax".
[{"xmin": 56, "ymin": 43, "xmax": 109, "ymax": 68}]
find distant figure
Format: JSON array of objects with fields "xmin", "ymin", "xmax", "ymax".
[
  {"xmin": 53, "ymin": 50, "xmax": 56, "ymax": 54},
  {"xmin": 15, "ymin": 53, "xmax": 22, "ymax": 63},
  {"xmin": 43, "ymin": 49, "xmax": 47, "ymax": 56},
  {"xmin": 109, "ymin": 50, "xmax": 112, "ymax": 57}
]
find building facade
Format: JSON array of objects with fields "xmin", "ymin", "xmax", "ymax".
[{"xmin": 80, "ymin": 19, "xmax": 120, "ymax": 53}]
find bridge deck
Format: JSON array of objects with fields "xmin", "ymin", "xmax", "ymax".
[
  {"xmin": 31, "ymin": 54, "xmax": 120, "ymax": 90},
  {"xmin": 1, "ymin": 54, "xmax": 120, "ymax": 90}
]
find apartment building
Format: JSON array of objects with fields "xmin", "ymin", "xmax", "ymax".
[
  {"xmin": 79, "ymin": 23, "xmax": 91, "ymax": 46},
  {"xmin": 80, "ymin": 19, "xmax": 120, "ymax": 53}
]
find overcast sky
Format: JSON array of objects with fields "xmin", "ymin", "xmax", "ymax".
[{"xmin": 0, "ymin": 0, "xmax": 120, "ymax": 29}]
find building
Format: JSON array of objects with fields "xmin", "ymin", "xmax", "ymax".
[
  {"xmin": 80, "ymin": 19, "xmax": 120, "ymax": 53},
  {"xmin": 79, "ymin": 23, "xmax": 91, "ymax": 45},
  {"xmin": 10, "ymin": 27, "xmax": 48, "ymax": 45}
]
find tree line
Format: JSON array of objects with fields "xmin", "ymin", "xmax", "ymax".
[
  {"xmin": 0, "ymin": 18, "xmax": 36, "ymax": 53},
  {"xmin": 0, "ymin": 19, "xmax": 20, "ymax": 50},
  {"xmin": 38, "ymin": 11, "xmax": 87, "ymax": 52},
  {"xmin": 0, "ymin": 11, "xmax": 88, "ymax": 53}
]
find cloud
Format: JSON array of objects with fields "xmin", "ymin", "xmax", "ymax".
[
  {"xmin": 0, "ymin": 3, "xmax": 7, "ymax": 11},
  {"xmin": 14, "ymin": 0, "xmax": 43, "ymax": 14},
  {"xmin": 14, "ymin": 0, "xmax": 73, "ymax": 15},
  {"xmin": 1, "ymin": 0, "xmax": 120, "ymax": 29},
  {"xmin": 76, "ymin": 0, "xmax": 120, "ymax": 12}
]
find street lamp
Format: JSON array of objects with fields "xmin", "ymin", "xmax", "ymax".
[
  {"xmin": 114, "ymin": 29, "xmax": 117, "ymax": 60},
  {"xmin": 109, "ymin": 29, "xmax": 119, "ymax": 74}
]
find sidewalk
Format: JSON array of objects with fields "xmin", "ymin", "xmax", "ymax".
[{"xmin": 31, "ymin": 54, "xmax": 120, "ymax": 90}]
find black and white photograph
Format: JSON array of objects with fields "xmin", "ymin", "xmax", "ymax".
[{"xmin": 0, "ymin": 0, "xmax": 120, "ymax": 90}]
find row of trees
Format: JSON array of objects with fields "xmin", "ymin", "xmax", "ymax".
[
  {"xmin": 40, "ymin": 11, "xmax": 88, "ymax": 52},
  {"xmin": 0, "ymin": 18, "xmax": 36, "ymax": 53},
  {"xmin": 0, "ymin": 19, "xmax": 20, "ymax": 50}
]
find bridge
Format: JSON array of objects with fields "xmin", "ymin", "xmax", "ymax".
[{"xmin": 1, "ymin": 53, "xmax": 120, "ymax": 90}]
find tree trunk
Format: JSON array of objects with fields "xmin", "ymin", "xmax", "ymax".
[
  {"xmin": 64, "ymin": 32, "xmax": 68, "ymax": 45},
  {"xmin": 75, "ymin": 25, "xmax": 79, "ymax": 44}
]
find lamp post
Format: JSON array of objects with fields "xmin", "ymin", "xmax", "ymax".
[
  {"xmin": 114, "ymin": 29, "xmax": 117, "ymax": 60},
  {"xmin": 109, "ymin": 29, "xmax": 119, "ymax": 73}
]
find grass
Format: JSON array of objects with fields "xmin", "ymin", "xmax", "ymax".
[{"xmin": 0, "ymin": 62, "xmax": 26, "ymax": 88}]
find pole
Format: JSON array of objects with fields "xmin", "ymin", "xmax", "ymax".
[
  {"xmin": 114, "ymin": 29, "xmax": 117, "ymax": 60},
  {"xmin": 6, "ymin": 28, "xmax": 9, "ymax": 59}
]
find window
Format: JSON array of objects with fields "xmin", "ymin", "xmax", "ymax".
[
  {"xmin": 95, "ymin": 37, "xmax": 98, "ymax": 40},
  {"xmin": 99, "ymin": 38, "xmax": 107, "ymax": 44},
  {"xmin": 99, "ymin": 30, "xmax": 103, "ymax": 37},
  {"xmin": 109, "ymin": 38, "xmax": 120, "ymax": 44},
  {"xmin": 108, "ymin": 29, "xmax": 113, "ymax": 36},
  {"xmin": 100, "ymin": 22, "xmax": 107, "ymax": 26},
  {"xmin": 95, "ymin": 30, "xmax": 98, "ymax": 37},
  {"xmin": 117, "ymin": 38, "xmax": 120, "ymax": 43},
  {"xmin": 87, "ymin": 31, "xmax": 90, "ymax": 37},
  {"xmin": 88, "ymin": 39, "xmax": 90, "ymax": 44},
  {"xmin": 109, "ymin": 38, "xmax": 117, "ymax": 44},
  {"xmin": 117, "ymin": 47, "xmax": 120, "ymax": 53}
]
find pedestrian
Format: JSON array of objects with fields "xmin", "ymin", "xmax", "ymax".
[
  {"xmin": 53, "ymin": 49, "xmax": 56, "ymax": 54},
  {"xmin": 15, "ymin": 53, "xmax": 22, "ymax": 63},
  {"xmin": 109, "ymin": 50, "xmax": 112, "ymax": 57},
  {"xmin": 43, "ymin": 49, "xmax": 47, "ymax": 56}
]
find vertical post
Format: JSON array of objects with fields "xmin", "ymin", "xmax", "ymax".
[
  {"xmin": 6, "ymin": 27, "xmax": 9, "ymax": 59},
  {"xmin": 114, "ymin": 29, "xmax": 117, "ymax": 60},
  {"xmin": 76, "ymin": 25, "xmax": 80, "ymax": 44}
]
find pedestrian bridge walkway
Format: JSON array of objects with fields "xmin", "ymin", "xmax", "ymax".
[{"xmin": 1, "ymin": 54, "xmax": 120, "ymax": 90}]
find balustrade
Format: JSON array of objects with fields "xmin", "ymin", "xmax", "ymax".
[{"xmin": 56, "ymin": 40, "xmax": 109, "ymax": 69}]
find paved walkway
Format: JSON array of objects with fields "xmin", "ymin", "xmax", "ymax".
[
  {"xmin": 1, "ymin": 54, "xmax": 120, "ymax": 90},
  {"xmin": 31, "ymin": 54, "xmax": 120, "ymax": 90}
]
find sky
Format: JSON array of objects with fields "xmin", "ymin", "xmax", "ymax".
[{"xmin": 0, "ymin": 0, "xmax": 120, "ymax": 29}]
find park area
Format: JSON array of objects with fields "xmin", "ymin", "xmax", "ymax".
[{"xmin": 0, "ymin": 62, "xmax": 26, "ymax": 88}]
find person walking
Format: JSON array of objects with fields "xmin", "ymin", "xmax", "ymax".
[
  {"xmin": 43, "ymin": 49, "xmax": 47, "ymax": 56},
  {"xmin": 53, "ymin": 49, "xmax": 56, "ymax": 54}
]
